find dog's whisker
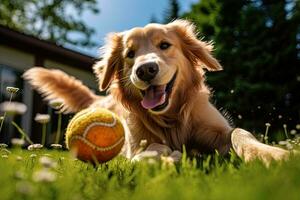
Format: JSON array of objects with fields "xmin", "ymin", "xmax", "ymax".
[{"xmin": 119, "ymin": 76, "xmax": 130, "ymax": 82}]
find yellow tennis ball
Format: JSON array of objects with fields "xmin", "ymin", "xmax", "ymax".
[{"xmin": 65, "ymin": 107, "xmax": 125, "ymax": 163}]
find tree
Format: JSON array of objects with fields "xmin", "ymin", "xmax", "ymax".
[
  {"xmin": 183, "ymin": 0, "xmax": 300, "ymax": 134},
  {"xmin": 0, "ymin": 0, "xmax": 99, "ymax": 47},
  {"xmin": 163, "ymin": 0, "xmax": 180, "ymax": 23},
  {"xmin": 150, "ymin": 15, "xmax": 159, "ymax": 23}
]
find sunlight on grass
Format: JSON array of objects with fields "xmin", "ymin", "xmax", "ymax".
[{"xmin": 0, "ymin": 147, "xmax": 300, "ymax": 200}]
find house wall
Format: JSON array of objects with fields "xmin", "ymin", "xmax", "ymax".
[
  {"xmin": 0, "ymin": 45, "xmax": 34, "ymax": 71},
  {"xmin": 44, "ymin": 60, "xmax": 98, "ymax": 90},
  {"xmin": 0, "ymin": 45, "xmax": 34, "ymax": 138}
]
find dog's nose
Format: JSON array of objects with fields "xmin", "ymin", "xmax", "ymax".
[{"xmin": 136, "ymin": 62, "xmax": 159, "ymax": 82}]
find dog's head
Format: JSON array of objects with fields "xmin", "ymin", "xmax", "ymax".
[{"xmin": 94, "ymin": 20, "xmax": 222, "ymax": 115}]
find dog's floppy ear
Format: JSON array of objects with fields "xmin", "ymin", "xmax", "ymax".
[
  {"xmin": 168, "ymin": 20, "xmax": 222, "ymax": 71},
  {"xmin": 93, "ymin": 33, "xmax": 123, "ymax": 91}
]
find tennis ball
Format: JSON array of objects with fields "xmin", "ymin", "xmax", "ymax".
[{"xmin": 65, "ymin": 107, "xmax": 125, "ymax": 163}]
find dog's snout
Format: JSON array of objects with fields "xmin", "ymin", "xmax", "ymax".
[{"xmin": 136, "ymin": 62, "xmax": 158, "ymax": 82}]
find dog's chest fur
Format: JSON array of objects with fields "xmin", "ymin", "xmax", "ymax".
[{"xmin": 127, "ymin": 111, "xmax": 207, "ymax": 154}]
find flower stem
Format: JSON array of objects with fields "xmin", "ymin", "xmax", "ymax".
[
  {"xmin": 42, "ymin": 124, "xmax": 47, "ymax": 146},
  {"xmin": 0, "ymin": 112, "xmax": 7, "ymax": 134},
  {"xmin": 55, "ymin": 112, "xmax": 62, "ymax": 144},
  {"xmin": 283, "ymin": 125, "xmax": 289, "ymax": 139},
  {"xmin": 0, "ymin": 94, "xmax": 13, "ymax": 134},
  {"xmin": 264, "ymin": 126, "xmax": 269, "ymax": 144},
  {"xmin": 11, "ymin": 121, "xmax": 33, "ymax": 145}
]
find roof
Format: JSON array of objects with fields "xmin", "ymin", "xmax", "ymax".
[{"xmin": 0, "ymin": 25, "xmax": 97, "ymax": 72}]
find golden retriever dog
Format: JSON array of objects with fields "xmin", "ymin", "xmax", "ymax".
[{"xmin": 23, "ymin": 20, "xmax": 289, "ymax": 165}]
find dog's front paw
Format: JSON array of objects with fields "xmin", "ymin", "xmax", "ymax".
[
  {"xmin": 131, "ymin": 150, "xmax": 159, "ymax": 162},
  {"xmin": 232, "ymin": 128, "xmax": 289, "ymax": 166},
  {"xmin": 242, "ymin": 143, "xmax": 289, "ymax": 166},
  {"xmin": 131, "ymin": 143, "xmax": 172, "ymax": 162}
]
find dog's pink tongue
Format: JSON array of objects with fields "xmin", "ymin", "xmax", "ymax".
[{"xmin": 141, "ymin": 85, "xmax": 166, "ymax": 109}]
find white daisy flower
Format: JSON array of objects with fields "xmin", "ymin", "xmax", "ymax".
[
  {"xmin": 16, "ymin": 156, "xmax": 23, "ymax": 161},
  {"xmin": 290, "ymin": 130, "xmax": 297, "ymax": 135},
  {"xmin": 11, "ymin": 138, "xmax": 25, "ymax": 146},
  {"xmin": 39, "ymin": 156, "xmax": 57, "ymax": 168},
  {"xmin": 0, "ymin": 101, "xmax": 27, "ymax": 115},
  {"xmin": 32, "ymin": 169, "xmax": 56, "ymax": 183},
  {"xmin": 27, "ymin": 144, "xmax": 43, "ymax": 151},
  {"xmin": 50, "ymin": 144, "xmax": 63, "ymax": 149},
  {"xmin": 49, "ymin": 99, "xmax": 63, "ymax": 110},
  {"xmin": 1, "ymin": 155, "xmax": 8, "ymax": 159},
  {"xmin": 34, "ymin": 114, "xmax": 50, "ymax": 124},
  {"xmin": 0, "ymin": 143, "xmax": 8, "ymax": 148}
]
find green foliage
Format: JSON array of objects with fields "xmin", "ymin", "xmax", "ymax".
[
  {"xmin": 0, "ymin": 149, "xmax": 300, "ymax": 200},
  {"xmin": 183, "ymin": 0, "xmax": 300, "ymax": 132},
  {"xmin": 0, "ymin": 0, "xmax": 99, "ymax": 47},
  {"xmin": 163, "ymin": 0, "xmax": 180, "ymax": 23}
]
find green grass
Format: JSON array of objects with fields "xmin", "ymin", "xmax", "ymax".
[{"xmin": 0, "ymin": 147, "xmax": 300, "ymax": 200}]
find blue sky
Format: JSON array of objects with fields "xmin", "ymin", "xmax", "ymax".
[{"xmin": 71, "ymin": 0, "xmax": 198, "ymax": 57}]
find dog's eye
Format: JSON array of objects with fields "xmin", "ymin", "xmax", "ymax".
[
  {"xmin": 126, "ymin": 50, "xmax": 135, "ymax": 59},
  {"xmin": 159, "ymin": 42, "xmax": 171, "ymax": 50}
]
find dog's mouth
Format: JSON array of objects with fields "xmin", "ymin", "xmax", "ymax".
[{"xmin": 140, "ymin": 72, "xmax": 177, "ymax": 112}]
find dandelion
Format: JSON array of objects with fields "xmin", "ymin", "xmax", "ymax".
[
  {"xmin": 49, "ymin": 100, "xmax": 63, "ymax": 144},
  {"xmin": 32, "ymin": 169, "xmax": 56, "ymax": 183},
  {"xmin": 0, "ymin": 86, "xmax": 20, "ymax": 135},
  {"xmin": 278, "ymin": 115, "xmax": 282, "ymax": 119},
  {"xmin": 0, "ymin": 148, "xmax": 11, "ymax": 155},
  {"xmin": 27, "ymin": 144, "xmax": 43, "ymax": 151},
  {"xmin": 49, "ymin": 99, "xmax": 63, "ymax": 110},
  {"xmin": 0, "ymin": 143, "xmax": 8, "ymax": 148},
  {"xmin": 135, "ymin": 139, "xmax": 148, "ymax": 154},
  {"xmin": 34, "ymin": 114, "xmax": 50, "ymax": 124},
  {"xmin": 238, "ymin": 115, "xmax": 242, "ymax": 119},
  {"xmin": 140, "ymin": 139, "xmax": 147, "ymax": 148},
  {"xmin": 161, "ymin": 155, "xmax": 175, "ymax": 167},
  {"xmin": 296, "ymin": 124, "xmax": 300, "ymax": 130},
  {"xmin": 39, "ymin": 156, "xmax": 57, "ymax": 168},
  {"xmin": 264, "ymin": 123, "xmax": 271, "ymax": 144},
  {"xmin": 0, "ymin": 101, "xmax": 27, "ymax": 115},
  {"xmin": 283, "ymin": 124, "xmax": 289, "ymax": 139},
  {"xmin": 290, "ymin": 129, "xmax": 297, "ymax": 135},
  {"xmin": 35, "ymin": 114, "xmax": 50, "ymax": 146},
  {"xmin": 16, "ymin": 156, "xmax": 23, "ymax": 161},
  {"xmin": 11, "ymin": 138, "xmax": 25, "ymax": 147},
  {"xmin": 286, "ymin": 143, "xmax": 293, "ymax": 150},
  {"xmin": 230, "ymin": 89, "xmax": 234, "ymax": 94},
  {"xmin": 6, "ymin": 87, "xmax": 19, "ymax": 94},
  {"xmin": 1, "ymin": 155, "xmax": 8, "ymax": 159},
  {"xmin": 50, "ymin": 144, "xmax": 62, "ymax": 149}
]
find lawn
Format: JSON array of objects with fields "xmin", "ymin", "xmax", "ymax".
[{"xmin": 1, "ymin": 145, "xmax": 300, "ymax": 200}]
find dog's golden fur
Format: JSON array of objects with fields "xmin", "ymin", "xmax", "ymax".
[{"xmin": 24, "ymin": 20, "xmax": 289, "ymax": 164}]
